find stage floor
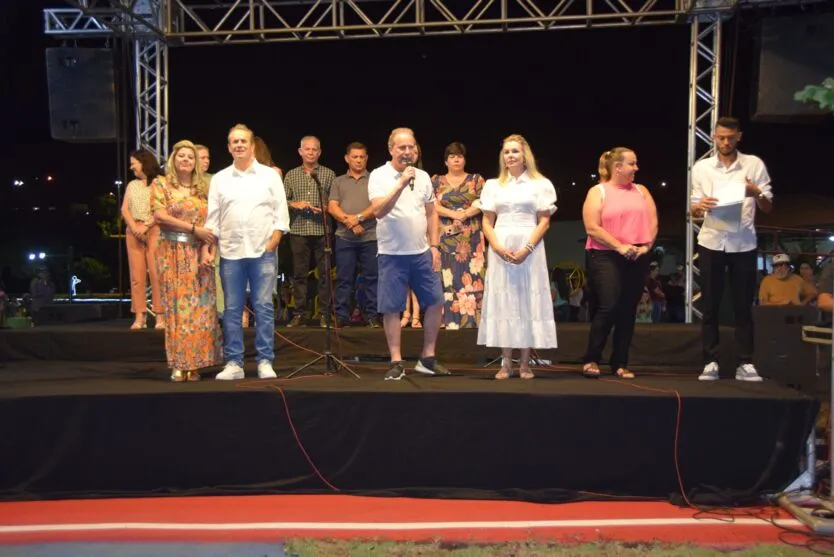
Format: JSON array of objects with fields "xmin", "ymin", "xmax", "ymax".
[
  {"xmin": 0, "ymin": 319, "xmax": 748, "ymax": 373},
  {"xmin": 0, "ymin": 357, "xmax": 818, "ymax": 505}
]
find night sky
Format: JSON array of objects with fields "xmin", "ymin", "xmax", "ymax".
[{"xmin": 1, "ymin": 0, "xmax": 833, "ymax": 287}]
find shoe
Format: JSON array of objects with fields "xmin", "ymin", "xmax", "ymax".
[
  {"xmin": 698, "ymin": 361, "xmax": 719, "ymax": 381},
  {"xmin": 170, "ymin": 369, "xmax": 185, "ymax": 382},
  {"xmin": 154, "ymin": 314, "xmax": 165, "ymax": 330},
  {"xmin": 216, "ymin": 362, "xmax": 245, "ymax": 381},
  {"xmin": 735, "ymin": 363, "xmax": 763, "ymax": 382},
  {"xmin": 257, "ymin": 360, "xmax": 277, "ymax": 379},
  {"xmin": 367, "ymin": 317, "xmax": 381, "ymax": 328},
  {"xmin": 186, "ymin": 370, "xmax": 201, "ymax": 382},
  {"xmin": 414, "ymin": 357, "xmax": 451, "ymax": 376},
  {"xmin": 130, "ymin": 315, "xmax": 147, "ymax": 330},
  {"xmin": 287, "ymin": 314, "xmax": 302, "ymax": 328},
  {"xmin": 384, "ymin": 361, "xmax": 406, "ymax": 381}
]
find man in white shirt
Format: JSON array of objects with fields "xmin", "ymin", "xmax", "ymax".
[
  {"xmin": 690, "ymin": 117, "xmax": 773, "ymax": 382},
  {"xmin": 369, "ymin": 127, "xmax": 450, "ymax": 381},
  {"xmin": 205, "ymin": 124, "xmax": 291, "ymax": 380}
]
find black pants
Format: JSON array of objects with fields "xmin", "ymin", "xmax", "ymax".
[
  {"xmin": 698, "ymin": 246, "xmax": 756, "ymax": 365},
  {"xmin": 290, "ymin": 235, "xmax": 330, "ymax": 316},
  {"xmin": 583, "ymin": 249, "xmax": 650, "ymax": 370}
]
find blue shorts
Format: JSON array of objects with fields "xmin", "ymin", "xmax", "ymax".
[{"xmin": 377, "ymin": 251, "xmax": 443, "ymax": 314}]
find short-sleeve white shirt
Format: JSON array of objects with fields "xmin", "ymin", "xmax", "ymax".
[{"xmin": 367, "ymin": 161, "xmax": 435, "ymax": 255}]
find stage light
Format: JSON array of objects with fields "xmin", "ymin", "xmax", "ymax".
[
  {"xmin": 661, "ymin": 182, "xmax": 667, "ymax": 187},
  {"xmin": 571, "ymin": 182, "xmax": 576, "ymax": 186},
  {"xmin": 27, "ymin": 253, "xmax": 35, "ymax": 261},
  {"xmin": 828, "ymin": 236, "xmax": 834, "ymax": 242},
  {"xmin": 38, "ymin": 252, "xmax": 46, "ymax": 260},
  {"xmin": 46, "ymin": 175, "xmax": 53, "ymax": 182},
  {"xmin": 12, "ymin": 179, "xmax": 24, "ymax": 187},
  {"xmin": 114, "ymin": 179, "xmax": 123, "ymax": 186},
  {"xmin": 591, "ymin": 173, "xmax": 597, "ymax": 179}
]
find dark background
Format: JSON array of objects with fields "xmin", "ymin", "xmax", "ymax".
[{"xmin": 1, "ymin": 1, "xmax": 832, "ymax": 293}]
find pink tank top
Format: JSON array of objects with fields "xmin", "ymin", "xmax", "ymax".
[{"xmin": 585, "ymin": 183, "xmax": 652, "ymax": 251}]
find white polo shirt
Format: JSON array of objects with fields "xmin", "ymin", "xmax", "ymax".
[
  {"xmin": 368, "ymin": 161, "xmax": 435, "ymax": 256},
  {"xmin": 690, "ymin": 152, "xmax": 772, "ymax": 253},
  {"xmin": 205, "ymin": 160, "xmax": 290, "ymax": 260}
]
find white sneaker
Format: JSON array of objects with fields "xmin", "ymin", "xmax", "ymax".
[
  {"xmin": 216, "ymin": 362, "xmax": 245, "ymax": 381},
  {"xmin": 735, "ymin": 363, "xmax": 763, "ymax": 382},
  {"xmin": 257, "ymin": 360, "xmax": 277, "ymax": 379},
  {"xmin": 698, "ymin": 361, "xmax": 719, "ymax": 381}
]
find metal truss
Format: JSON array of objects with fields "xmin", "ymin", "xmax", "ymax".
[
  {"xmin": 163, "ymin": 0, "xmax": 690, "ymax": 45},
  {"xmin": 684, "ymin": 12, "xmax": 722, "ymax": 323},
  {"xmin": 135, "ymin": 36, "xmax": 169, "ymax": 162}
]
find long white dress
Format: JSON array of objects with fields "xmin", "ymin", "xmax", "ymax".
[{"xmin": 477, "ymin": 172, "xmax": 558, "ymax": 349}]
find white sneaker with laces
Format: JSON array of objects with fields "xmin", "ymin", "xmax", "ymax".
[
  {"xmin": 698, "ymin": 361, "xmax": 719, "ymax": 381},
  {"xmin": 257, "ymin": 360, "xmax": 277, "ymax": 379},
  {"xmin": 216, "ymin": 362, "xmax": 245, "ymax": 381},
  {"xmin": 735, "ymin": 363, "xmax": 763, "ymax": 382}
]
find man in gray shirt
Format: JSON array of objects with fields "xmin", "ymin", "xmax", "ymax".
[{"xmin": 328, "ymin": 142, "xmax": 379, "ymax": 327}]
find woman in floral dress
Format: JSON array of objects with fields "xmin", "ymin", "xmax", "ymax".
[
  {"xmin": 431, "ymin": 142, "xmax": 486, "ymax": 329},
  {"xmin": 151, "ymin": 140, "xmax": 222, "ymax": 382}
]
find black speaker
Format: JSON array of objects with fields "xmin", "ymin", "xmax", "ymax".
[
  {"xmin": 752, "ymin": 13, "xmax": 834, "ymax": 123},
  {"xmin": 45, "ymin": 48, "xmax": 117, "ymax": 142},
  {"xmin": 753, "ymin": 305, "xmax": 818, "ymax": 394}
]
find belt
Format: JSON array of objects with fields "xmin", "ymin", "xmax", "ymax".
[{"xmin": 159, "ymin": 230, "xmax": 198, "ymax": 243}]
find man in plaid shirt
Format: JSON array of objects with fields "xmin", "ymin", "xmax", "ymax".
[{"xmin": 284, "ymin": 136, "xmax": 336, "ymax": 327}]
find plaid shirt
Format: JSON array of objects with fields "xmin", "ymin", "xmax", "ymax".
[{"xmin": 284, "ymin": 164, "xmax": 336, "ymax": 236}]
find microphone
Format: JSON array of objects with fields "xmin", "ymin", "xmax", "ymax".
[
  {"xmin": 404, "ymin": 156, "xmax": 415, "ymax": 191},
  {"xmin": 310, "ymin": 170, "xmax": 320, "ymax": 184}
]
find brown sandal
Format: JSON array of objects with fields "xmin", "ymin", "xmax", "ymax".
[
  {"xmin": 519, "ymin": 368, "xmax": 535, "ymax": 380},
  {"xmin": 495, "ymin": 366, "xmax": 513, "ymax": 380},
  {"xmin": 186, "ymin": 370, "xmax": 201, "ymax": 382},
  {"xmin": 615, "ymin": 368, "xmax": 635, "ymax": 379},
  {"xmin": 582, "ymin": 363, "xmax": 601, "ymax": 378}
]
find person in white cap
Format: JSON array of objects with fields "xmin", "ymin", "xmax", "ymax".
[{"xmin": 759, "ymin": 254, "xmax": 816, "ymax": 306}]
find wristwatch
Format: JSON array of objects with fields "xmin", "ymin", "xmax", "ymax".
[{"xmin": 357, "ymin": 213, "xmax": 365, "ymax": 222}]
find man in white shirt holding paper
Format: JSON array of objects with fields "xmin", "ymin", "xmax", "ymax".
[
  {"xmin": 690, "ymin": 116, "xmax": 773, "ymax": 382},
  {"xmin": 205, "ymin": 123, "xmax": 291, "ymax": 380}
]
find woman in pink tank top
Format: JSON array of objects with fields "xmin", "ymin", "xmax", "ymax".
[{"xmin": 580, "ymin": 147, "xmax": 658, "ymax": 379}]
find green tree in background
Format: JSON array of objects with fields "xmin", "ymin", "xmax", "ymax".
[{"xmin": 795, "ymin": 78, "xmax": 834, "ymax": 112}]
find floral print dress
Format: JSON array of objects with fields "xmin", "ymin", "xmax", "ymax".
[
  {"xmin": 151, "ymin": 178, "xmax": 222, "ymax": 370},
  {"xmin": 431, "ymin": 173, "xmax": 486, "ymax": 329}
]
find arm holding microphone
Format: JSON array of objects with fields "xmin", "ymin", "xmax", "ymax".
[{"xmin": 371, "ymin": 165, "xmax": 414, "ymax": 219}]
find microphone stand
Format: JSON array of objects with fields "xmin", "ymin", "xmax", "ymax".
[{"xmin": 287, "ymin": 171, "xmax": 360, "ymax": 379}]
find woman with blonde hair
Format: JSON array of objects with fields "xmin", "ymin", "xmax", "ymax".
[
  {"xmin": 477, "ymin": 134, "xmax": 558, "ymax": 379},
  {"xmin": 580, "ymin": 147, "xmax": 658, "ymax": 379},
  {"xmin": 122, "ymin": 148, "xmax": 164, "ymax": 329},
  {"xmin": 151, "ymin": 140, "xmax": 222, "ymax": 382}
]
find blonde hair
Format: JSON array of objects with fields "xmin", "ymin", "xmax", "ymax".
[
  {"xmin": 194, "ymin": 144, "xmax": 209, "ymax": 153},
  {"xmin": 387, "ymin": 127, "xmax": 415, "ymax": 149},
  {"xmin": 165, "ymin": 140, "xmax": 208, "ymax": 198},
  {"xmin": 498, "ymin": 134, "xmax": 543, "ymax": 184},
  {"xmin": 598, "ymin": 147, "xmax": 634, "ymax": 182},
  {"xmin": 227, "ymin": 123, "xmax": 255, "ymax": 143}
]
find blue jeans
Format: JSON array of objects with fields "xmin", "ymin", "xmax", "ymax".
[
  {"xmin": 334, "ymin": 237, "xmax": 378, "ymax": 322},
  {"xmin": 220, "ymin": 252, "xmax": 277, "ymax": 365}
]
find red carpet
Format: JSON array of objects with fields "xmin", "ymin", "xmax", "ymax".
[{"xmin": 0, "ymin": 495, "xmax": 806, "ymax": 546}]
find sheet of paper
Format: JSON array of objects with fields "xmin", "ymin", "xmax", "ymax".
[
  {"xmin": 704, "ymin": 203, "xmax": 742, "ymax": 233},
  {"xmin": 711, "ymin": 180, "xmax": 745, "ymax": 207}
]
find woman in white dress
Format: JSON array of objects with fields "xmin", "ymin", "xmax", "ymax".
[{"xmin": 477, "ymin": 134, "xmax": 558, "ymax": 379}]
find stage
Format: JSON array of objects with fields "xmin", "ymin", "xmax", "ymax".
[{"xmin": 0, "ymin": 320, "xmax": 819, "ymax": 505}]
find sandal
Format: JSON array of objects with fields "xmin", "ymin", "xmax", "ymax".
[
  {"xmin": 186, "ymin": 370, "xmax": 201, "ymax": 382},
  {"xmin": 400, "ymin": 315, "xmax": 410, "ymax": 328},
  {"xmin": 615, "ymin": 368, "xmax": 635, "ymax": 380},
  {"xmin": 170, "ymin": 369, "xmax": 185, "ymax": 382},
  {"xmin": 411, "ymin": 318, "xmax": 422, "ymax": 329},
  {"xmin": 519, "ymin": 367, "xmax": 535, "ymax": 380},
  {"xmin": 495, "ymin": 366, "xmax": 513, "ymax": 380},
  {"xmin": 130, "ymin": 315, "xmax": 147, "ymax": 330},
  {"xmin": 154, "ymin": 314, "xmax": 165, "ymax": 330},
  {"xmin": 582, "ymin": 362, "xmax": 601, "ymax": 378}
]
